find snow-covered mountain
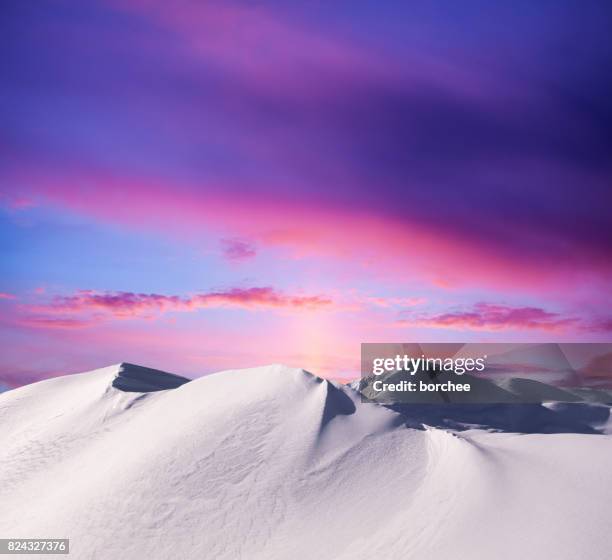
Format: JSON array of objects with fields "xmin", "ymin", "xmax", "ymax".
[{"xmin": 1, "ymin": 363, "xmax": 611, "ymax": 560}]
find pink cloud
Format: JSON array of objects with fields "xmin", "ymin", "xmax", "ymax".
[
  {"xmin": 0, "ymin": 193, "xmax": 35, "ymax": 210},
  {"xmin": 0, "ymin": 293, "xmax": 16, "ymax": 300},
  {"xmin": 112, "ymin": 0, "xmax": 494, "ymax": 105},
  {"xmin": 367, "ymin": 296, "xmax": 426, "ymax": 308},
  {"xmin": 220, "ymin": 238, "xmax": 257, "ymax": 261},
  {"xmin": 195, "ymin": 287, "xmax": 331, "ymax": 310},
  {"xmin": 584, "ymin": 317, "xmax": 612, "ymax": 333},
  {"xmin": 20, "ymin": 287, "xmax": 334, "ymax": 327},
  {"xmin": 112, "ymin": 0, "xmax": 386, "ymax": 97},
  {"xmin": 15, "ymin": 317, "xmax": 100, "ymax": 330},
  {"xmin": 403, "ymin": 303, "xmax": 577, "ymax": 332},
  {"xmin": 34, "ymin": 291, "xmax": 188, "ymax": 318}
]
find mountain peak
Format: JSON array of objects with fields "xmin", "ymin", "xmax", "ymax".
[{"xmin": 111, "ymin": 362, "xmax": 190, "ymax": 393}]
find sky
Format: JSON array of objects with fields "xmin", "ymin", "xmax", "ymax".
[{"xmin": 1, "ymin": 0, "xmax": 611, "ymax": 384}]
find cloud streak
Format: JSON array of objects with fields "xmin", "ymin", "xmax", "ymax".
[
  {"xmin": 403, "ymin": 303, "xmax": 577, "ymax": 332},
  {"xmin": 20, "ymin": 287, "xmax": 334, "ymax": 327},
  {"xmin": 220, "ymin": 238, "xmax": 257, "ymax": 261}
]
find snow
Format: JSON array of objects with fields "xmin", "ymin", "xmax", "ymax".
[{"xmin": 1, "ymin": 363, "xmax": 611, "ymax": 559}]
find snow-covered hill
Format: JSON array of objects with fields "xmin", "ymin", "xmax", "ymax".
[{"xmin": 1, "ymin": 363, "xmax": 611, "ymax": 560}]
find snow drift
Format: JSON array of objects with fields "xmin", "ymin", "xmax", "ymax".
[{"xmin": 1, "ymin": 363, "xmax": 611, "ymax": 560}]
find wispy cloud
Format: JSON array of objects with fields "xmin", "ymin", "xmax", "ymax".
[
  {"xmin": 584, "ymin": 317, "xmax": 612, "ymax": 333},
  {"xmin": 401, "ymin": 302, "xmax": 577, "ymax": 332},
  {"xmin": 0, "ymin": 193, "xmax": 35, "ymax": 210},
  {"xmin": 366, "ymin": 296, "xmax": 426, "ymax": 308},
  {"xmin": 220, "ymin": 238, "xmax": 257, "ymax": 261},
  {"xmin": 20, "ymin": 287, "xmax": 334, "ymax": 327},
  {"xmin": 15, "ymin": 316, "xmax": 100, "ymax": 330}
]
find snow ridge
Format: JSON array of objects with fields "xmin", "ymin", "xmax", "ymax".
[{"xmin": 0, "ymin": 363, "xmax": 611, "ymax": 560}]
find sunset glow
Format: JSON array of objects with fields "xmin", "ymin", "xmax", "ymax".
[{"xmin": 2, "ymin": 0, "xmax": 611, "ymax": 385}]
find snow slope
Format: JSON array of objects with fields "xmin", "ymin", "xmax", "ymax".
[{"xmin": 1, "ymin": 363, "xmax": 611, "ymax": 560}]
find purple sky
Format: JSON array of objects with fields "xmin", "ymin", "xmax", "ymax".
[{"xmin": 1, "ymin": 0, "xmax": 611, "ymax": 384}]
